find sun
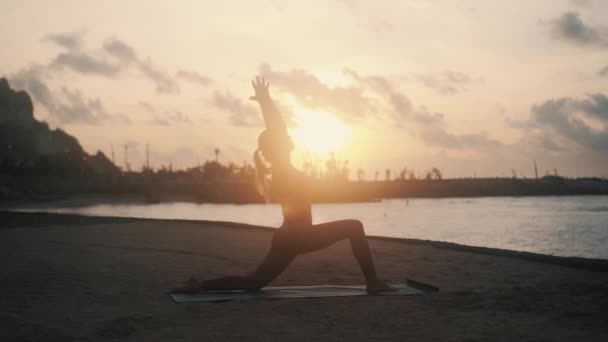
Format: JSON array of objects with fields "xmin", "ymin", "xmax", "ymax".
[{"xmin": 290, "ymin": 107, "xmax": 350, "ymax": 157}]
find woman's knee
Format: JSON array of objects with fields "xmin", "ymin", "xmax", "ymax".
[{"xmin": 347, "ymin": 219, "xmax": 365, "ymax": 236}]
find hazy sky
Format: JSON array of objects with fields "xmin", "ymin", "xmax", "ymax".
[{"xmin": 2, "ymin": 0, "xmax": 608, "ymax": 178}]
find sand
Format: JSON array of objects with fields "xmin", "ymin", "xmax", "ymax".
[{"xmin": 1, "ymin": 211, "xmax": 607, "ymax": 341}]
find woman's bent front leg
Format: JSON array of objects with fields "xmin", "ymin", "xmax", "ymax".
[
  {"xmin": 297, "ymin": 219, "xmax": 377, "ymax": 282},
  {"xmin": 297, "ymin": 219, "xmax": 395, "ymax": 292}
]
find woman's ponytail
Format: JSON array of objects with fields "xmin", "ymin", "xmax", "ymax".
[{"xmin": 253, "ymin": 149, "xmax": 271, "ymax": 202}]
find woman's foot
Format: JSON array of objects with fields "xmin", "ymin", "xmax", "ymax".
[
  {"xmin": 171, "ymin": 277, "xmax": 204, "ymax": 293},
  {"xmin": 366, "ymin": 278, "xmax": 399, "ymax": 293}
]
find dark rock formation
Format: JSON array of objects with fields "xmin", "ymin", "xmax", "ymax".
[
  {"xmin": 0, "ymin": 77, "xmax": 35, "ymax": 125},
  {"xmin": 0, "ymin": 77, "xmax": 119, "ymax": 176}
]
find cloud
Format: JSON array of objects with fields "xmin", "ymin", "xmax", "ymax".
[
  {"xmin": 150, "ymin": 118, "xmax": 170, "ymax": 126},
  {"xmin": 43, "ymin": 31, "xmax": 82, "ymax": 51},
  {"xmin": 570, "ymin": 0, "xmax": 601, "ymax": 8},
  {"xmin": 389, "ymin": 92, "xmax": 414, "ymax": 118},
  {"xmin": 103, "ymin": 37, "xmax": 179, "ymax": 94},
  {"xmin": 419, "ymin": 128, "xmax": 503, "ymax": 150},
  {"xmin": 51, "ymin": 52, "xmax": 121, "ymax": 76},
  {"xmin": 212, "ymin": 90, "xmax": 261, "ymax": 127},
  {"xmin": 169, "ymin": 111, "xmax": 192, "ymax": 124},
  {"xmin": 150, "ymin": 111, "xmax": 193, "ymax": 126},
  {"xmin": 101, "ymin": 37, "xmax": 178, "ymax": 93},
  {"xmin": 548, "ymin": 11, "xmax": 608, "ymax": 47},
  {"xmin": 138, "ymin": 101, "xmax": 155, "ymax": 112},
  {"xmin": 176, "ymin": 69, "xmax": 213, "ymax": 86},
  {"xmin": 9, "ymin": 65, "xmax": 56, "ymax": 113},
  {"xmin": 413, "ymin": 107, "xmax": 502, "ymax": 150},
  {"xmin": 137, "ymin": 57, "xmax": 179, "ymax": 94},
  {"xmin": 259, "ymin": 63, "xmax": 376, "ymax": 122},
  {"xmin": 343, "ymin": 69, "xmax": 409, "ymax": 119},
  {"xmin": 54, "ymin": 87, "xmax": 111, "ymax": 124},
  {"xmin": 343, "ymin": 69, "xmax": 392, "ymax": 93},
  {"xmin": 537, "ymin": 135, "xmax": 565, "ymax": 153},
  {"xmin": 413, "ymin": 109, "xmax": 444, "ymax": 125},
  {"xmin": 344, "ymin": 69, "xmax": 447, "ymax": 125},
  {"xmin": 576, "ymin": 93, "xmax": 608, "ymax": 121},
  {"xmin": 43, "ymin": 32, "xmax": 179, "ymax": 93},
  {"xmin": 136, "ymin": 100, "xmax": 192, "ymax": 126},
  {"xmin": 413, "ymin": 71, "xmax": 476, "ymax": 96},
  {"xmin": 526, "ymin": 93, "xmax": 608, "ymax": 152},
  {"xmin": 104, "ymin": 37, "xmax": 179, "ymax": 93},
  {"xmin": 346, "ymin": 69, "xmax": 501, "ymax": 150},
  {"xmin": 45, "ymin": 32, "xmax": 121, "ymax": 77},
  {"xmin": 345, "ymin": 67, "xmax": 478, "ymax": 98},
  {"xmin": 10, "ymin": 65, "xmax": 130, "ymax": 125},
  {"xmin": 259, "ymin": 64, "xmax": 503, "ymax": 151},
  {"xmin": 103, "ymin": 38, "xmax": 137, "ymax": 62}
]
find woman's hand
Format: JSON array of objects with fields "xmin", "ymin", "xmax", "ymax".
[
  {"xmin": 249, "ymin": 75, "xmax": 286, "ymax": 131},
  {"xmin": 249, "ymin": 76, "xmax": 270, "ymax": 102}
]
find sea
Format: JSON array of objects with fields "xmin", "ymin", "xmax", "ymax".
[{"xmin": 15, "ymin": 195, "xmax": 608, "ymax": 259}]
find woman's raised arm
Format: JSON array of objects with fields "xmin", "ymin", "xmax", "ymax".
[{"xmin": 250, "ymin": 76, "xmax": 286, "ymax": 132}]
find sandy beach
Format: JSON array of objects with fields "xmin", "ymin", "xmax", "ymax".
[{"xmin": 1, "ymin": 211, "xmax": 607, "ymax": 341}]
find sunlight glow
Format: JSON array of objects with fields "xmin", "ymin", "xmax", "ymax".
[{"xmin": 290, "ymin": 108, "xmax": 350, "ymax": 157}]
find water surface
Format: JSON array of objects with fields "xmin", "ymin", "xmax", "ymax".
[{"xmin": 17, "ymin": 196, "xmax": 608, "ymax": 259}]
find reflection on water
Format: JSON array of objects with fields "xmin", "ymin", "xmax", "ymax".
[{"xmin": 17, "ymin": 195, "xmax": 608, "ymax": 259}]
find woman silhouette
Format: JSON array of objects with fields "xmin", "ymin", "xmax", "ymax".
[{"xmin": 175, "ymin": 77, "xmax": 395, "ymax": 293}]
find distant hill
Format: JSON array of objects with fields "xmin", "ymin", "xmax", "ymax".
[{"xmin": 0, "ymin": 77, "xmax": 118, "ymax": 176}]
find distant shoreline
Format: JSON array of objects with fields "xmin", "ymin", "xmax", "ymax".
[{"xmin": 2, "ymin": 177, "xmax": 608, "ymax": 209}]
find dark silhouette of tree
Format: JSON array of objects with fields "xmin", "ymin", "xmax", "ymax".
[
  {"xmin": 356, "ymin": 168, "xmax": 365, "ymax": 181},
  {"xmin": 214, "ymin": 148, "xmax": 220, "ymax": 162},
  {"xmin": 341, "ymin": 160, "xmax": 350, "ymax": 180},
  {"xmin": 399, "ymin": 167, "xmax": 407, "ymax": 181},
  {"xmin": 202, "ymin": 160, "xmax": 232, "ymax": 180},
  {"xmin": 326, "ymin": 152, "xmax": 337, "ymax": 175},
  {"xmin": 432, "ymin": 168, "xmax": 442, "ymax": 180},
  {"xmin": 425, "ymin": 167, "xmax": 442, "ymax": 180}
]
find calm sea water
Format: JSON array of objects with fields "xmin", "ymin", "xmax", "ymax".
[{"xmin": 17, "ymin": 195, "xmax": 608, "ymax": 259}]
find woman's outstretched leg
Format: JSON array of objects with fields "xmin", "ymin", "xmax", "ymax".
[
  {"xmin": 298, "ymin": 219, "xmax": 396, "ymax": 292},
  {"xmin": 188, "ymin": 248, "xmax": 295, "ymax": 292}
]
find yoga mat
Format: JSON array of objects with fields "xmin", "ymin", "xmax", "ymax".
[{"xmin": 169, "ymin": 280, "xmax": 438, "ymax": 303}]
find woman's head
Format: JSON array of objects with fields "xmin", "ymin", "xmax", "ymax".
[
  {"xmin": 257, "ymin": 129, "xmax": 294, "ymax": 165},
  {"xmin": 252, "ymin": 129, "xmax": 293, "ymax": 200}
]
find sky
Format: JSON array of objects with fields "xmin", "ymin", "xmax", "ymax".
[{"xmin": 2, "ymin": 0, "xmax": 608, "ymax": 178}]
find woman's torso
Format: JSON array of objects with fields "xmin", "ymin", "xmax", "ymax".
[{"xmin": 272, "ymin": 166, "xmax": 312, "ymax": 228}]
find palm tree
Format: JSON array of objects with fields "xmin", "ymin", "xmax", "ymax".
[
  {"xmin": 356, "ymin": 168, "xmax": 365, "ymax": 181},
  {"xmin": 214, "ymin": 148, "xmax": 220, "ymax": 163},
  {"xmin": 431, "ymin": 167, "xmax": 442, "ymax": 180},
  {"xmin": 425, "ymin": 167, "xmax": 442, "ymax": 180}
]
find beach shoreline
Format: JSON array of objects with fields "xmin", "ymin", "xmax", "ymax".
[{"xmin": 1, "ymin": 210, "xmax": 607, "ymax": 341}]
